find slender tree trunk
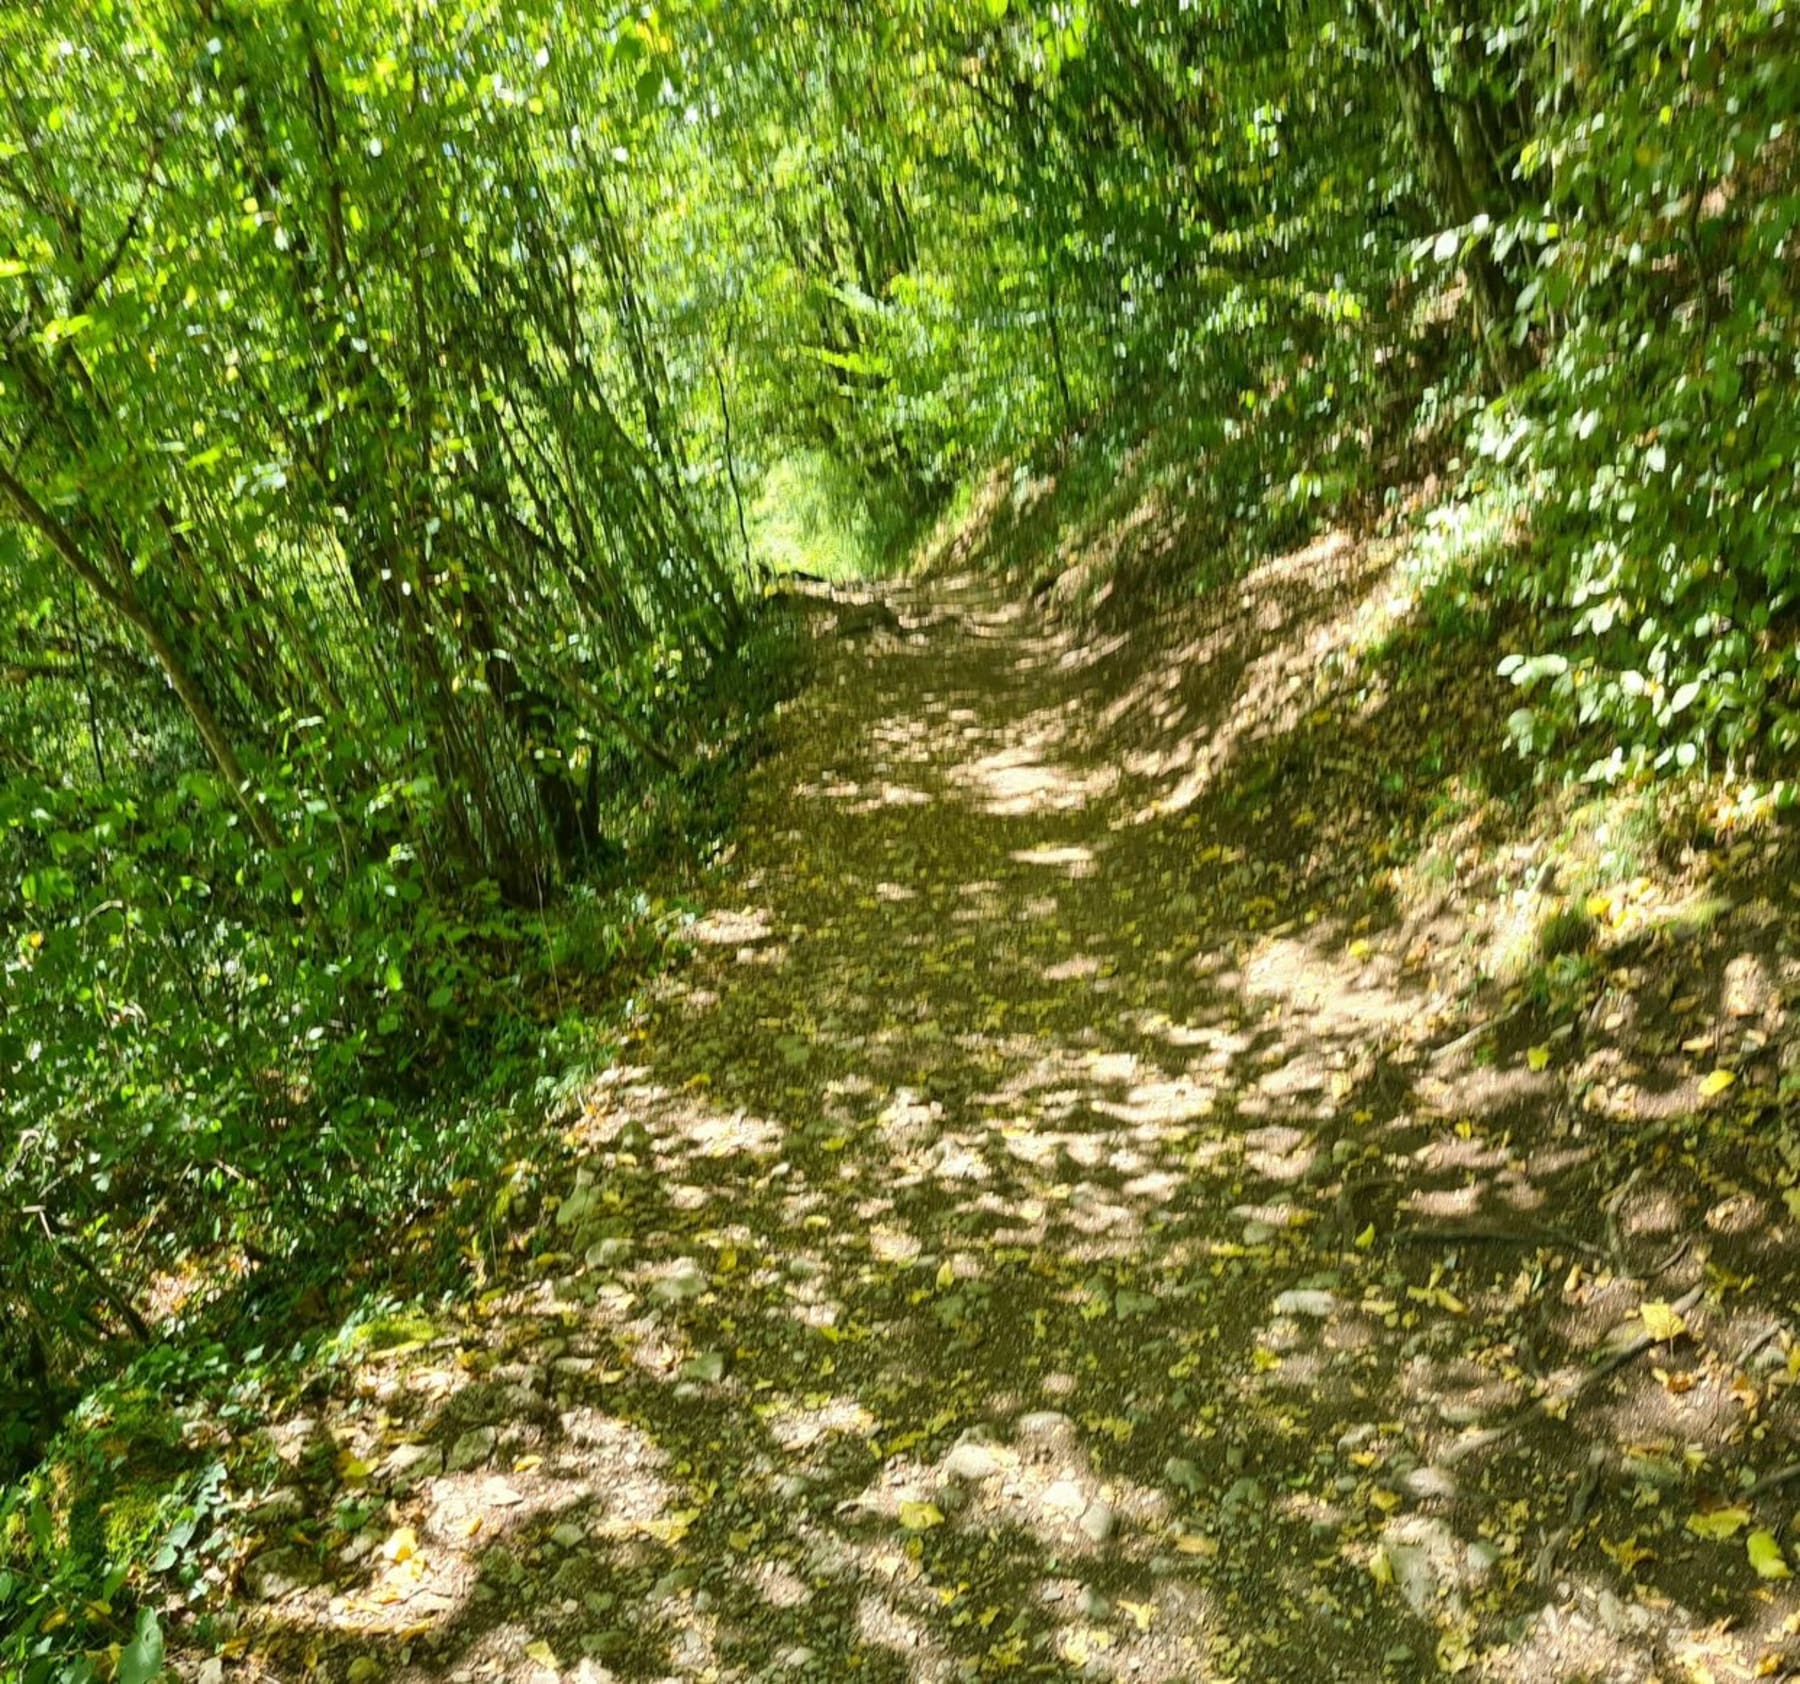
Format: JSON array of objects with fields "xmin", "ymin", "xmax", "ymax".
[
  {"xmin": 1360, "ymin": 0, "xmax": 1529, "ymax": 388},
  {"xmin": 0, "ymin": 464, "xmax": 300, "ymax": 888}
]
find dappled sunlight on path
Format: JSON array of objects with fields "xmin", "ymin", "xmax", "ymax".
[{"xmin": 243, "ymin": 571, "xmax": 1800, "ymax": 1684}]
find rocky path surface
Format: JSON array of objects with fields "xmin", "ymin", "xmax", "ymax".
[{"xmin": 243, "ymin": 570, "xmax": 1800, "ymax": 1684}]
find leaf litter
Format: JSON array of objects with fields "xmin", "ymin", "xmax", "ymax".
[{"xmin": 192, "ymin": 563, "xmax": 1800, "ymax": 1684}]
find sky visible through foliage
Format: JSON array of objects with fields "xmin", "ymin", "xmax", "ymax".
[{"xmin": 3, "ymin": 3, "xmax": 1799, "ymax": 1681}]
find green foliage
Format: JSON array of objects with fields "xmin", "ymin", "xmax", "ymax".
[
  {"xmin": 4, "ymin": 0, "xmax": 1798, "ymax": 1670},
  {"xmin": 0, "ymin": 0, "xmax": 775, "ymax": 1479},
  {"xmin": 748, "ymin": 452, "xmax": 921, "ymax": 583}
]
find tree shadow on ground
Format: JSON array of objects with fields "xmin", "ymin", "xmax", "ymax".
[{"xmin": 216, "ymin": 553, "xmax": 1799, "ymax": 1684}]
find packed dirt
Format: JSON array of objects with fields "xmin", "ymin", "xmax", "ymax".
[{"xmin": 228, "ymin": 555, "xmax": 1800, "ymax": 1683}]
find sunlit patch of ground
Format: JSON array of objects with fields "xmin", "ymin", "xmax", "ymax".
[{"xmin": 211, "ymin": 563, "xmax": 1800, "ymax": 1684}]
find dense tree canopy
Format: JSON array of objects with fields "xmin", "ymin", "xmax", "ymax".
[{"xmin": 3, "ymin": 2, "xmax": 1797, "ymax": 1675}]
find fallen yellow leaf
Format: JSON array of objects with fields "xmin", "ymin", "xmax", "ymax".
[
  {"xmin": 1685, "ymin": 1507, "xmax": 1751, "ymax": 1541},
  {"xmin": 641, "ymin": 1507, "xmax": 699, "ymax": 1544},
  {"xmin": 1748, "ymin": 1530, "xmax": 1792, "ymax": 1580},
  {"xmin": 1699, "ymin": 1068, "xmax": 1737, "ymax": 1098},
  {"xmin": 381, "ymin": 1526, "xmax": 418, "ymax": 1564},
  {"xmin": 1639, "ymin": 1300, "xmax": 1688, "ymax": 1343},
  {"xmin": 898, "ymin": 1500, "xmax": 945, "ymax": 1532},
  {"xmin": 1600, "ymin": 1534, "xmax": 1655, "ymax": 1571},
  {"xmin": 1527, "ymin": 1044, "xmax": 1551, "ymax": 1072}
]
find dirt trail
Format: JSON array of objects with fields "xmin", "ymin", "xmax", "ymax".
[{"xmin": 247, "ymin": 571, "xmax": 1800, "ymax": 1684}]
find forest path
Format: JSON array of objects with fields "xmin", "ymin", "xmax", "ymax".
[{"xmin": 255, "ymin": 569, "xmax": 1800, "ymax": 1684}]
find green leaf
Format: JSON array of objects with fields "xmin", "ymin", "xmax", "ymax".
[{"xmin": 118, "ymin": 1608, "xmax": 164, "ymax": 1684}]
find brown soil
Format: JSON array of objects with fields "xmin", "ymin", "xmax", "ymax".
[{"xmin": 226, "ymin": 551, "xmax": 1800, "ymax": 1684}]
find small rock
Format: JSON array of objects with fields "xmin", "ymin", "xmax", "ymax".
[
  {"xmin": 386, "ymin": 1442, "xmax": 444, "ymax": 1491},
  {"xmin": 243, "ymin": 1546, "xmax": 318, "ymax": 1601},
  {"xmin": 617, "ymin": 1120, "xmax": 652, "ymax": 1154},
  {"xmin": 1078, "ymin": 1499, "xmax": 1115, "ymax": 1544},
  {"xmin": 551, "ymin": 1521, "xmax": 586, "ymax": 1548},
  {"xmin": 1016, "ymin": 1410, "xmax": 1075, "ymax": 1448},
  {"xmin": 557, "ymin": 1177, "xmax": 599, "ymax": 1229},
  {"xmin": 944, "ymin": 1442, "xmax": 1003, "ymax": 1483},
  {"xmin": 197, "ymin": 1661, "xmax": 225, "ymax": 1684},
  {"xmin": 448, "ymin": 1427, "xmax": 497, "ymax": 1472},
  {"xmin": 255, "ymin": 1485, "xmax": 307, "ymax": 1523},
  {"xmin": 1078, "ymin": 1584, "xmax": 1109, "ymax": 1619},
  {"xmin": 1403, "ymin": 1465, "xmax": 1456, "ymax": 1501},
  {"xmin": 1041, "ymin": 1477, "xmax": 1088, "ymax": 1518},
  {"xmin": 1273, "ymin": 1288, "xmax": 1336, "ymax": 1318},
  {"xmin": 339, "ymin": 1525, "xmax": 382, "ymax": 1566},
  {"xmin": 1467, "ymin": 1540, "xmax": 1502, "ymax": 1576},
  {"xmin": 1724, "ymin": 954, "xmax": 1770, "ymax": 1018},
  {"xmin": 935, "ymin": 1482, "xmax": 970, "ymax": 1516},
  {"xmin": 1387, "ymin": 1541, "xmax": 1438, "ymax": 1616}
]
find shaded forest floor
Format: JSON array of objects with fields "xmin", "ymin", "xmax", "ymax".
[{"xmin": 196, "ymin": 527, "xmax": 1799, "ymax": 1683}]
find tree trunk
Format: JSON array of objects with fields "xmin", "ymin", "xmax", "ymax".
[
  {"xmin": 1362, "ymin": 0, "xmax": 1529, "ymax": 389},
  {"xmin": 0, "ymin": 464, "xmax": 301, "ymax": 889}
]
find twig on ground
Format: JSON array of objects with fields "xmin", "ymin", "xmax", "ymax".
[
  {"xmin": 1601, "ymin": 1165, "xmax": 1643, "ymax": 1274},
  {"xmin": 1392, "ymin": 1221, "xmax": 1603, "ymax": 1258},
  {"xmin": 1746, "ymin": 1462, "xmax": 1800, "ymax": 1500},
  {"xmin": 1532, "ymin": 1446, "xmax": 1607, "ymax": 1587},
  {"xmin": 1428, "ymin": 1002, "xmax": 1523, "ymax": 1064},
  {"xmin": 1443, "ymin": 1284, "xmax": 1706, "ymax": 1466},
  {"xmin": 1734, "ymin": 1320, "xmax": 1787, "ymax": 1369}
]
